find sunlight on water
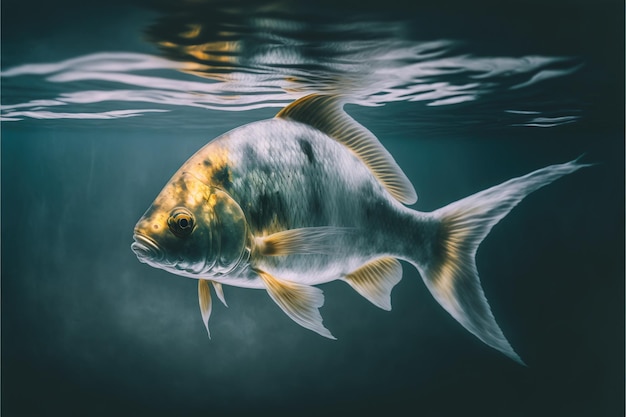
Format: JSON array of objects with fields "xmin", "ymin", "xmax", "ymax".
[{"xmin": 1, "ymin": 3, "xmax": 583, "ymax": 128}]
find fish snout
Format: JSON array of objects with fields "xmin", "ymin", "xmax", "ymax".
[{"xmin": 131, "ymin": 234, "xmax": 164, "ymax": 263}]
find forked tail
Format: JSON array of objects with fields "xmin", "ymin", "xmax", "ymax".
[{"xmin": 417, "ymin": 158, "xmax": 590, "ymax": 364}]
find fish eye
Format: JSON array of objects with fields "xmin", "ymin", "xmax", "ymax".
[{"xmin": 168, "ymin": 208, "xmax": 195, "ymax": 238}]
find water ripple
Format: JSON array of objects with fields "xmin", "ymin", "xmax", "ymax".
[{"xmin": 1, "ymin": 8, "xmax": 583, "ymax": 127}]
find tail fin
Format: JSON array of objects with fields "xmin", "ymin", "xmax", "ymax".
[{"xmin": 418, "ymin": 158, "xmax": 590, "ymax": 364}]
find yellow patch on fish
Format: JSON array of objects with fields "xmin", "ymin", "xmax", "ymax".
[
  {"xmin": 187, "ymin": 145, "xmax": 233, "ymax": 191},
  {"xmin": 207, "ymin": 193, "xmax": 218, "ymax": 209}
]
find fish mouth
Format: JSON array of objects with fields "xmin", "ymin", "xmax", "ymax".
[{"xmin": 131, "ymin": 234, "xmax": 164, "ymax": 263}]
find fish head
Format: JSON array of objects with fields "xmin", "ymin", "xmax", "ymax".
[{"xmin": 131, "ymin": 172, "xmax": 249, "ymax": 277}]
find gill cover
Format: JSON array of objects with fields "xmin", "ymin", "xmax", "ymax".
[{"xmin": 207, "ymin": 186, "xmax": 249, "ymax": 275}]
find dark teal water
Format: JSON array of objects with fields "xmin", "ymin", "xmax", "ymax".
[{"xmin": 2, "ymin": 1, "xmax": 624, "ymax": 416}]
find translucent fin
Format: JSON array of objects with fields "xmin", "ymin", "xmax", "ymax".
[
  {"xmin": 343, "ymin": 257, "xmax": 403, "ymax": 311},
  {"xmin": 418, "ymin": 158, "xmax": 590, "ymax": 364},
  {"xmin": 211, "ymin": 281, "xmax": 228, "ymax": 307},
  {"xmin": 198, "ymin": 279, "xmax": 212, "ymax": 339},
  {"xmin": 255, "ymin": 226, "xmax": 354, "ymax": 256},
  {"xmin": 257, "ymin": 270, "xmax": 335, "ymax": 339},
  {"xmin": 276, "ymin": 94, "xmax": 417, "ymax": 204}
]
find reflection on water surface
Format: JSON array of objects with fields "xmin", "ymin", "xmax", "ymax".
[{"xmin": 1, "ymin": 1, "xmax": 583, "ymax": 128}]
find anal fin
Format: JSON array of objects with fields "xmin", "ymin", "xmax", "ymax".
[
  {"xmin": 257, "ymin": 270, "xmax": 335, "ymax": 339},
  {"xmin": 343, "ymin": 257, "xmax": 403, "ymax": 311}
]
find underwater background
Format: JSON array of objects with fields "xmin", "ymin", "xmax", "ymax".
[{"xmin": 1, "ymin": 0, "xmax": 623, "ymax": 416}]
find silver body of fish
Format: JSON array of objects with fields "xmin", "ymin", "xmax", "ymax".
[{"xmin": 132, "ymin": 94, "xmax": 588, "ymax": 364}]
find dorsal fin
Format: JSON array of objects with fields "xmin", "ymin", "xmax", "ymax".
[{"xmin": 276, "ymin": 94, "xmax": 417, "ymax": 205}]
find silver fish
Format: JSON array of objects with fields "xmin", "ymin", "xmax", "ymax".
[{"xmin": 131, "ymin": 94, "xmax": 588, "ymax": 363}]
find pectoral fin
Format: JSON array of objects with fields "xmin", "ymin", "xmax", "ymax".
[
  {"xmin": 255, "ymin": 226, "xmax": 353, "ymax": 256},
  {"xmin": 343, "ymin": 257, "xmax": 403, "ymax": 310},
  {"xmin": 198, "ymin": 279, "xmax": 213, "ymax": 338},
  {"xmin": 257, "ymin": 270, "xmax": 335, "ymax": 339},
  {"xmin": 211, "ymin": 281, "xmax": 228, "ymax": 307}
]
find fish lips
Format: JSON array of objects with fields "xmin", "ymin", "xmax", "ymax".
[
  {"xmin": 131, "ymin": 234, "xmax": 165, "ymax": 265},
  {"xmin": 131, "ymin": 233, "xmax": 204, "ymax": 275}
]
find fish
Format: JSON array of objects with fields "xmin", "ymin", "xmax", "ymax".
[{"xmin": 131, "ymin": 94, "xmax": 589, "ymax": 364}]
